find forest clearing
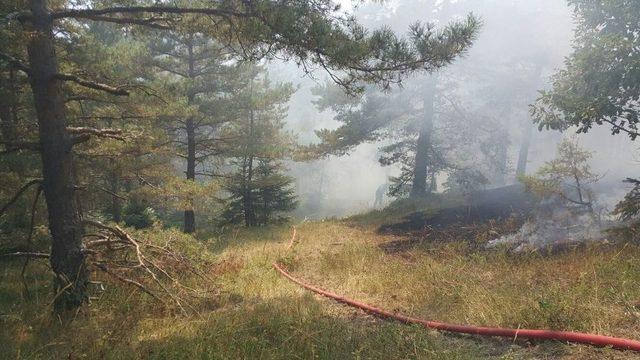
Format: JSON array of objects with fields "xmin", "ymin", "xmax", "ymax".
[
  {"xmin": 4, "ymin": 204, "xmax": 640, "ymax": 359},
  {"xmin": 3, "ymin": 0, "xmax": 640, "ymax": 358}
]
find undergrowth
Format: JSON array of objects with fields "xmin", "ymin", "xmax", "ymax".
[{"xmin": 2, "ymin": 212, "xmax": 640, "ymax": 359}]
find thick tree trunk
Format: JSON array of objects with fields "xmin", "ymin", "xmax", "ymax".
[
  {"xmin": 411, "ymin": 77, "xmax": 436, "ymax": 198},
  {"xmin": 183, "ymin": 38, "xmax": 196, "ymax": 233},
  {"xmin": 26, "ymin": 0, "xmax": 87, "ymax": 312}
]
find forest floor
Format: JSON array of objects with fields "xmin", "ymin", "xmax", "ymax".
[{"xmin": 3, "ymin": 201, "xmax": 640, "ymax": 359}]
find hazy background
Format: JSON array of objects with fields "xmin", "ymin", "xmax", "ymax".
[{"xmin": 268, "ymin": 0, "xmax": 639, "ymax": 218}]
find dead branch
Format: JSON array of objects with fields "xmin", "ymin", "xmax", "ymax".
[
  {"xmin": 94, "ymin": 263, "xmax": 164, "ymax": 303},
  {"xmin": 0, "ymin": 179, "xmax": 42, "ymax": 217},
  {"xmin": 67, "ymin": 126, "xmax": 125, "ymax": 142},
  {"xmin": 0, "ymin": 252, "xmax": 49, "ymax": 259},
  {"xmin": 54, "ymin": 73, "xmax": 129, "ymax": 96},
  {"xmin": 82, "ymin": 220, "xmax": 193, "ymax": 314}
]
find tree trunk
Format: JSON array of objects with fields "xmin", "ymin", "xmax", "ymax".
[
  {"xmin": 516, "ymin": 64, "xmax": 543, "ymax": 181},
  {"xmin": 411, "ymin": 76, "xmax": 436, "ymax": 198},
  {"xmin": 243, "ymin": 154, "xmax": 256, "ymax": 226},
  {"xmin": 26, "ymin": 0, "xmax": 87, "ymax": 312},
  {"xmin": 243, "ymin": 96, "xmax": 257, "ymax": 227},
  {"xmin": 515, "ymin": 123, "xmax": 533, "ymax": 178},
  {"xmin": 184, "ymin": 115, "xmax": 196, "ymax": 233},
  {"xmin": 183, "ymin": 37, "xmax": 196, "ymax": 234},
  {"xmin": 493, "ymin": 128, "xmax": 509, "ymax": 186}
]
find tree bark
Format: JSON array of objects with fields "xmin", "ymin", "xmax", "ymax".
[
  {"xmin": 25, "ymin": 0, "xmax": 88, "ymax": 312},
  {"xmin": 243, "ymin": 154, "xmax": 256, "ymax": 226},
  {"xmin": 243, "ymin": 93, "xmax": 257, "ymax": 227},
  {"xmin": 184, "ymin": 115, "xmax": 196, "ymax": 233},
  {"xmin": 183, "ymin": 37, "xmax": 196, "ymax": 234},
  {"xmin": 411, "ymin": 76, "xmax": 436, "ymax": 198}
]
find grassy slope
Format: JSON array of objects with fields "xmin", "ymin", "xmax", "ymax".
[{"xmin": 3, "ymin": 206, "xmax": 640, "ymax": 359}]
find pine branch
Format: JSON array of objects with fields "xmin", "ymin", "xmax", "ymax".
[
  {"xmin": 52, "ymin": 6, "xmax": 249, "ymax": 18},
  {"xmin": 67, "ymin": 127, "xmax": 125, "ymax": 142},
  {"xmin": 0, "ymin": 141, "xmax": 42, "ymax": 153},
  {"xmin": 0, "ymin": 179, "xmax": 42, "ymax": 217},
  {"xmin": 0, "ymin": 52, "xmax": 31, "ymax": 74},
  {"xmin": 54, "ymin": 73, "xmax": 129, "ymax": 96}
]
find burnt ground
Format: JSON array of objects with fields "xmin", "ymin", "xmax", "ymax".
[
  {"xmin": 379, "ymin": 184, "xmax": 535, "ymax": 234},
  {"xmin": 377, "ymin": 185, "xmax": 534, "ymax": 254}
]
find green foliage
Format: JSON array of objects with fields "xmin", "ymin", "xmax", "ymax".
[
  {"xmin": 122, "ymin": 200, "xmax": 157, "ymax": 229},
  {"xmin": 221, "ymin": 67, "xmax": 298, "ymax": 226},
  {"xmin": 444, "ymin": 168, "xmax": 489, "ymax": 196},
  {"xmin": 532, "ymin": 0, "xmax": 640, "ymax": 139},
  {"xmin": 613, "ymin": 178, "xmax": 640, "ymax": 221},
  {"xmin": 521, "ymin": 138, "xmax": 598, "ymax": 207},
  {"xmin": 223, "ymin": 159, "xmax": 298, "ymax": 226}
]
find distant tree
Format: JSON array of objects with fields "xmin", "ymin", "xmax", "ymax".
[
  {"xmin": 532, "ymin": 0, "xmax": 640, "ymax": 139},
  {"xmin": 222, "ymin": 69, "xmax": 297, "ymax": 226},
  {"xmin": 224, "ymin": 158, "xmax": 297, "ymax": 225},
  {"xmin": 307, "ymin": 74, "xmax": 500, "ymax": 199},
  {"xmin": 521, "ymin": 138, "xmax": 598, "ymax": 210},
  {"xmin": 149, "ymin": 30, "xmax": 248, "ymax": 233}
]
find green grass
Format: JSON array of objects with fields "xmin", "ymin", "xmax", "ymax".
[{"xmin": 3, "ymin": 214, "xmax": 640, "ymax": 359}]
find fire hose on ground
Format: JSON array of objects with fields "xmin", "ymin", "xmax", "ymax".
[{"xmin": 272, "ymin": 227, "xmax": 640, "ymax": 352}]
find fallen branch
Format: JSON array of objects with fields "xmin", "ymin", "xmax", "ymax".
[
  {"xmin": 94, "ymin": 263, "xmax": 164, "ymax": 302},
  {"xmin": 83, "ymin": 219, "xmax": 195, "ymax": 314}
]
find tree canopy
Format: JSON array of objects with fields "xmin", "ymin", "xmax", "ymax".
[{"xmin": 532, "ymin": 0, "xmax": 640, "ymax": 139}]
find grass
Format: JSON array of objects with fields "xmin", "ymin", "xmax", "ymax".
[{"xmin": 3, "ymin": 210, "xmax": 640, "ymax": 358}]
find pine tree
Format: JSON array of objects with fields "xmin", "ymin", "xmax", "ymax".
[
  {"xmin": 221, "ymin": 68, "xmax": 297, "ymax": 226},
  {"xmin": 0, "ymin": 0, "xmax": 479, "ymax": 312},
  {"xmin": 148, "ymin": 29, "xmax": 248, "ymax": 233}
]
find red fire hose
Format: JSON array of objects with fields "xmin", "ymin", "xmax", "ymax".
[{"xmin": 273, "ymin": 228, "xmax": 640, "ymax": 352}]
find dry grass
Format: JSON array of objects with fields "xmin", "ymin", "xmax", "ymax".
[{"xmin": 2, "ymin": 216, "xmax": 640, "ymax": 359}]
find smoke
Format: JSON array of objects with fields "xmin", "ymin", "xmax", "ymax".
[
  {"xmin": 486, "ymin": 195, "xmax": 614, "ymax": 252},
  {"xmin": 267, "ymin": 0, "xmax": 639, "ymax": 219}
]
